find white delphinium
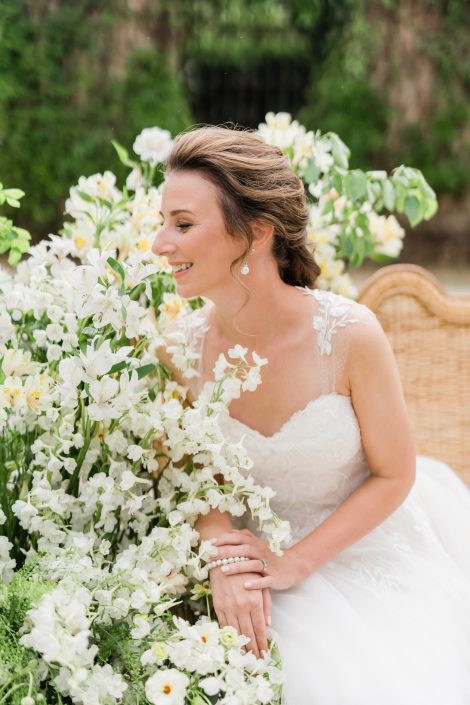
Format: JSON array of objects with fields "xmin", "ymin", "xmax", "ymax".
[
  {"xmin": 133, "ymin": 127, "xmax": 173, "ymax": 166},
  {"xmin": 0, "ymin": 536, "xmax": 15, "ymax": 583},
  {"xmin": 20, "ymin": 579, "xmax": 127, "ymax": 705},
  {"xmin": 156, "ymin": 345, "xmax": 291, "ymax": 555}
]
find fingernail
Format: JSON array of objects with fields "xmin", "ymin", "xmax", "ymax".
[
  {"xmin": 267, "ymin": 615, "xmax": 271, "ymax": 626},
  {"xmin": 221, "ymin": 565, "xmax": 230, "ymax": 573},
  {"xmin": 209, "ymin": 538, "xmax": 218, "ymax": 544},
  {"xmin": 244, "ymin": 581, "xmax": 252, "ymax": 588},
  {"xmin": 261, "ymin": 649, "xmax": 268, "ymax": 658}
]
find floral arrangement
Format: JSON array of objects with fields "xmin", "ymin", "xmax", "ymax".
[{"xmin": 0, "ymin": 113, "xmax": 436, "ymax": 704}]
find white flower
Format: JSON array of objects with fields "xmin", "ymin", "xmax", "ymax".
[
  {"xmin": 0, "ymin": 536, "xmax": 15, "ymax": 583},
  {"xmin": 199, "ymin": 676, "xmax": 222, "ymax": 696},
  {"xmin": 144, "ymin": 669, "xmax": 189, "ymax": 705},
  {"xmin": 0, "ymin": 347, "xmax": 39, "ymax": 376},
  {"xmin": 0, "ymin": 310, "xmax": 15, "ymax": 344},
  {"xmin": 133, "ymin": 127, "xmax": 173, "ymax": 166},
  {"xmin": 227, "ymin": 344, "xmax": 248, "ymax": 361},
  {"xmin": 126, "ymin": 166, "xmax": 145, "ymax": 191}
]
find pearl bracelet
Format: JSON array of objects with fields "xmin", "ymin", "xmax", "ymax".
[{"xmin": 206, "ymin": 556, "xmax": 250, "ymax": 572}]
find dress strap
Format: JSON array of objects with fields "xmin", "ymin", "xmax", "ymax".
[{"xmin": 297, "ymin": 287, "xmax": 365, "ymax": 395}]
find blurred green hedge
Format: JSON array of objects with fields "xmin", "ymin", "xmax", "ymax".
[{"xmin": 1, "ymin": 0, "xmax": 469, "ymax": 239}]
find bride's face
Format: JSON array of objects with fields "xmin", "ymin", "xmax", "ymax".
[{"xmin": 152, "ymin": 170, "xmax": 245, "ymax": 299}]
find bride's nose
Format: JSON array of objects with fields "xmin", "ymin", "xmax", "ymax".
[{"xmin": 151, "ymin": 225, "xmax": 176, "ymax": 257}]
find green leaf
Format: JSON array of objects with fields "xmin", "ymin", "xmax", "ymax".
[
  {"xmin": 370, "ymin": 252, "xmax": 397, "ymax": 264},
  {"xmin": 382, "ymin": 180, "xmax": 395, "ymax": 211},
  {"xmin": 5, "ymin": 198, "xmax": 21, "ymax": 208},
  {"xmin": 8, "ymin": 249, "xmax": 22, "ymax": 266},
  {"xmin": 111, "ymin": 140, "xmax": 137, "ymax": 169},
  {"xmin": 81, "ymin": 326, "xmax": 99, "ymax": 337},
  {"xmin": 302, "ymin": 159, "xmax": 320, "ymax": 185},
  {"xmin": 107, "ymin": 256, "xmax": 126, "ymax": 283},
  {"xmin": 108, "ymin": 360, "xmax": 128, "ymax": 375},
  {"xmin": 403, "ymin": 195, "xmax": 423, "ymax": 226},
  {"xmin": 2, "ymin": 188, "xmax": 24, "ymax": 200},
  {"xmin": 136, "ymin": 363, "xmax": 157, "ymax": 380},
  {"xmin": 344, "ymin": 171, "xmax": 368, "ymax": 201}
]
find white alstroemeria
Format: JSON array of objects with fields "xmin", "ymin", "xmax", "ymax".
[
  {"xmin": 76, "ymin": 340, "xmax": 133, "ymax": 383},
  {"xmin": 0, "ymin": 347, "xmax": 39, "ymax": 376},
  {"xmin": 257, "ymin": 111, "xmax": 303, "ymax": 151},
  {"xmin": 65, "ymin": 172, "xmax": 122, "ymax": 219},
  {"xmin": 1, "ymin": 376, "xmax": 24, "ymax": 409},
  {"xmin": 87, "ymin": 377, "xmax": 120, "ymax": 422},
  {"xmin": 126, "ymin": 166, "xmax": 145, "ymax": 191},
  {"xmin": 0, "ymin": 309, "xmax": 15, "ymax": 343},
  {"xmin": 133, "ymin": 127, "xmax": 173, "ymax": 166},
  {"xmin": 63, "ymin": 217, "xmax": 96, "ymax": 259},
  {"xmin": 369, "ymin": 212, "xmax": 405, "ymax": 257},
  {"xmin": 158, "ymin": 293, "xmax": 191, "ymax": 327}
]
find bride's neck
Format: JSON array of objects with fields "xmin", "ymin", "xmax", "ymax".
[{"xmin": 204, "ymin": 278, "xmax": 306, "ymax": 345}]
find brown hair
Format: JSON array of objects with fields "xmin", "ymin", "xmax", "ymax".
[{"xmin": 165, "ymin": 125, "xmax": 320, "ymax": 288}]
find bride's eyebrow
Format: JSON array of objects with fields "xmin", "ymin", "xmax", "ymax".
[{"xmin": 159, "ymin": 209, "xmax": 195, "ymax": 218}]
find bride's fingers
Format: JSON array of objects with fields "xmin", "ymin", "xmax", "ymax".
[
  {"xmin": 220, "ymin": 558, "xmax": 267, "ymax": 576},
  {"xmin": 216, "ymin": 610, "xmax": 228, "ymax": 627},
  {"xmin": 243, "ymin": 576, "xmax": 273, "ymax": 590},
  {"xmin": 211, "ymin": 544, "xmax": 259, "ymax": 561},
  {"xmin": 213, "ymin": 532, "xmax": 251, "ymax": 546},
  {"xmin": 262, "ymin": 588, "xmax": 272, "ymax": 626},
  {"xmin": 238, "ymin": 613, "xmax": 262, "ymax": 658},
  {"xmin": 224, "ymin": 611, "xmax": 241, "ymax": 635}
]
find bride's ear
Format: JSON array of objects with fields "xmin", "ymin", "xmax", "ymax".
[{"xmin": 251, "ymin": 218, "xmax": 274, "ymax": 250}]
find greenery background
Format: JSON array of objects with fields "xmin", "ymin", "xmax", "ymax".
[{"xmin": 0, "ymin": 0, "xmax": 469, "ymax": 266}]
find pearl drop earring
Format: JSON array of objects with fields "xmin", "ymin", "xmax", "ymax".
[{"xmin": 240, "ymin": 247, "xmax": 255, "ymax": 276}]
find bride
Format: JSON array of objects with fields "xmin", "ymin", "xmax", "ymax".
[{"xmin": 152, "ymin": 126, "xmax": 470, "ymax": 704}]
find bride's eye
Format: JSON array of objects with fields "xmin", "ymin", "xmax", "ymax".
[{"xmin": 176, "ymin": 222, "xmax": 191, "ymax": 232}]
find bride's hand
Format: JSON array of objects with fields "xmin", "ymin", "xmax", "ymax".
[
  {"xmin": 209, "ymin": 567, "xmax": 271, "ymax": 659},
  {"xmin": 213, "ymin": 529, "xmax": 308, "ymax": 591}
]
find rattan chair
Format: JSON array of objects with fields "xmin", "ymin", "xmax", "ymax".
[{"xmin": 358, "ymin": 264, "xmax": 470, "ymax": 487}]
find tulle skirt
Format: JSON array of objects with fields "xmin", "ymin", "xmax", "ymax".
[{"xmin": 270, "ymin": 456, "xmax": 470, "ymax": 704}]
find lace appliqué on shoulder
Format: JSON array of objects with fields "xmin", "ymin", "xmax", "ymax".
[{"xmin": 307, "ymin": 289, "xmax": 361, "ymax": 356}]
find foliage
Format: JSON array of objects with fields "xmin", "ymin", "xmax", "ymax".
[
  {"xmin": 0, "ymin": 185, "xmax": 31, "ymax": 266},
  {"xmin": 0, "ymin": 1, "xmax": 192, "ymax": 236},
  {"xmin": 299, "ymin": 0, "xmax": 470, "ymax": 194}
]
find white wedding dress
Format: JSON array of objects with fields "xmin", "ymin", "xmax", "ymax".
[{"xmin": 181, "ymin": 287, "xmax": 470, "ymax": 705}]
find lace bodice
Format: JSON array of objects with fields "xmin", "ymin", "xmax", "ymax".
[{"xmin": 174, "ymin": 287, "xmax": 377, "ymax": 543}]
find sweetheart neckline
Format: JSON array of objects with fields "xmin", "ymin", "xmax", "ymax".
[{"xmin": 224, "ymin": 392, "xmax": 353, "ymax": 440}]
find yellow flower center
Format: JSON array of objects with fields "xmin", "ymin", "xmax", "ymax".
[
  {"xmin": 163, "ymin": 685, "xmax": 172, "ymax": 694},
  {"xmin": 137, "ymin": 238, "xmax": 151, "ymax": 252},
  {"xmin": 74, "ymin": 235, "xmax": 87, "ymax": 250},
  {"xmin": 3, "ymin": 387, "xmax": 21, "ymax": 405}
]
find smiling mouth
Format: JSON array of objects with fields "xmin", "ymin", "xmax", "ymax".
[{"xmin": 172, "ymin": 263, "xmax": 193, "ymax": 274}]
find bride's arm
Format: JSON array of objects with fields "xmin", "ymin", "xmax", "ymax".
[{"xmin": 212, "ymin": 313, "xmax": 416, "ymax": 590}]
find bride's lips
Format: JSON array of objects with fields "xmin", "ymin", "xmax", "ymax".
[{"xmin": 171, "ymin": 262, "xmax": 194, "ymax": 278}]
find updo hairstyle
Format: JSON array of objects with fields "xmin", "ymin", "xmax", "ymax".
[{"xmin": 165, "ymin": 126, "xmax": 320, "ymax": 288}]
